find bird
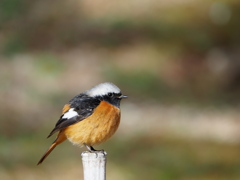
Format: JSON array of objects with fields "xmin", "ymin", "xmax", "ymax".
[{"xmin": 37, "ymin": 82, "xmax": 127, "ymax": 165}]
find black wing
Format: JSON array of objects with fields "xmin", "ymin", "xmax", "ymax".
[{"xmin": 47, "ymin": 95, "xmax": 100, "ymax": 137}]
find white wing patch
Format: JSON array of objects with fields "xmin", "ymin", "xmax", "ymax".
[{"xmin": 62, "ymin": 108, "xmax": 78, "ymax": 119}]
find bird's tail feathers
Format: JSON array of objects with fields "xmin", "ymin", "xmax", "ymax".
[
  {"xmin": 37, "ymin": 142, "xmax": 57, "ymax": 165},
  {"xmin": 37, "ymin": 132, "xmax": 66, "ymax": 165}
]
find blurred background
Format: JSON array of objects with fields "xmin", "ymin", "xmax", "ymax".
[{"xmin": 1, "ymin": 0, "xmax": 240, "ymax": 179}]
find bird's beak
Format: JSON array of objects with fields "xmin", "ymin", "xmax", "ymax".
[{"xmin": 119, "ymin": 94, "xmax": 128, "ymax": 99}]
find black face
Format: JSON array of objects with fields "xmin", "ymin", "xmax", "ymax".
[{"xmin": 99, "ymin": 92, "xmax": 123, "ymax": 108}]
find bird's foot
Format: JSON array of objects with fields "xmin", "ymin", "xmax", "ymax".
[{"xmin": 84, "ymin": 144, "xmax": 106, "ymax": 157}]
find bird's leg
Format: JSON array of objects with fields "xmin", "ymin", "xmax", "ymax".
[
  {"xmin": 84, "ymin": 144, "xmax": 95, "ymax": 152},
  {"xmin": 84, "ymin": 144, "xmax": 105, "ymax": 157}
]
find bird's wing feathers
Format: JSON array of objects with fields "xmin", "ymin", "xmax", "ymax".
[
  {"xmin": 47, "ymin": 96, "xmax": 100, "ymax": 138},
  {"xmin": 62, "ymin": 104, "xmax": 71, "ymax": 114}
]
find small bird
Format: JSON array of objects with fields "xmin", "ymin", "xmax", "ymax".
[{"xmin": 37, "ymin": 82, "xmax": 127, "ymax": 165}]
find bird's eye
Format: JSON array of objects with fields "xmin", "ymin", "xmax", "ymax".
[{"xmin": 108, "ymin": 93, "xmax": 113, "ymax": 97}]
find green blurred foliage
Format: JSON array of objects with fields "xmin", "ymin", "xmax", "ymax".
[
  {"xmin": 107, "ymin": 136, "xmax": 240, "ymax": 180},
  {"xmin": 0, "ymin": 0, "xmax": 25, "ymax": 23},
  {"xmin": 1, "ymin": 0, "xmax": 240, "ymax": 104},
  {"xmin": 34, "ymin": 54, "xmax": 64, "ymax": 76},
  {"xmin": 1, "ymin": 134, "xmax": 240, "ymax": 180},
  {"xmin": 1, "ymin": 0, "xmax": 239, "ymax": 52}
]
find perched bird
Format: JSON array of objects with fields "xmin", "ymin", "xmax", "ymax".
[{"xmin": 37, "ymin": 82, "xmax": 127, "ymax": 165}]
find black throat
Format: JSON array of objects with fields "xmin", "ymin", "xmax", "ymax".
[{"xmin": 97, "ymin": 94, "xmax": 122, "ymax": 108}]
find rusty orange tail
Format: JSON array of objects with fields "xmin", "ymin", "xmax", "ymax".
[
  {"xmin": 37, "ymin": 142, "xmax": 57, "ymax": 165},
  {"xmin": 37, "ymin": 132, "xmax": 66, "ymax": 165}
]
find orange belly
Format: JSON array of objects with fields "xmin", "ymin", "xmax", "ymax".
[{"xmin": 63, "ymin": 101, "xmax": 121, "ymax": 146}]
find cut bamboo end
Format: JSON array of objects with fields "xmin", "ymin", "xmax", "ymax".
[{"xmin": 81, "ymin": 151, "xmax": 107, "ymax": 180}]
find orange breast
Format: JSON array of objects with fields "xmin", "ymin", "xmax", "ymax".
[{"xmin": 63, "ymin": 101, "xmax": 121, "ymax": 146}]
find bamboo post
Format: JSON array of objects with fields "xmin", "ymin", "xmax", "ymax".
[{"xmin": 81, "ymin": 151, "xmax": 107, "ymax": 180}]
